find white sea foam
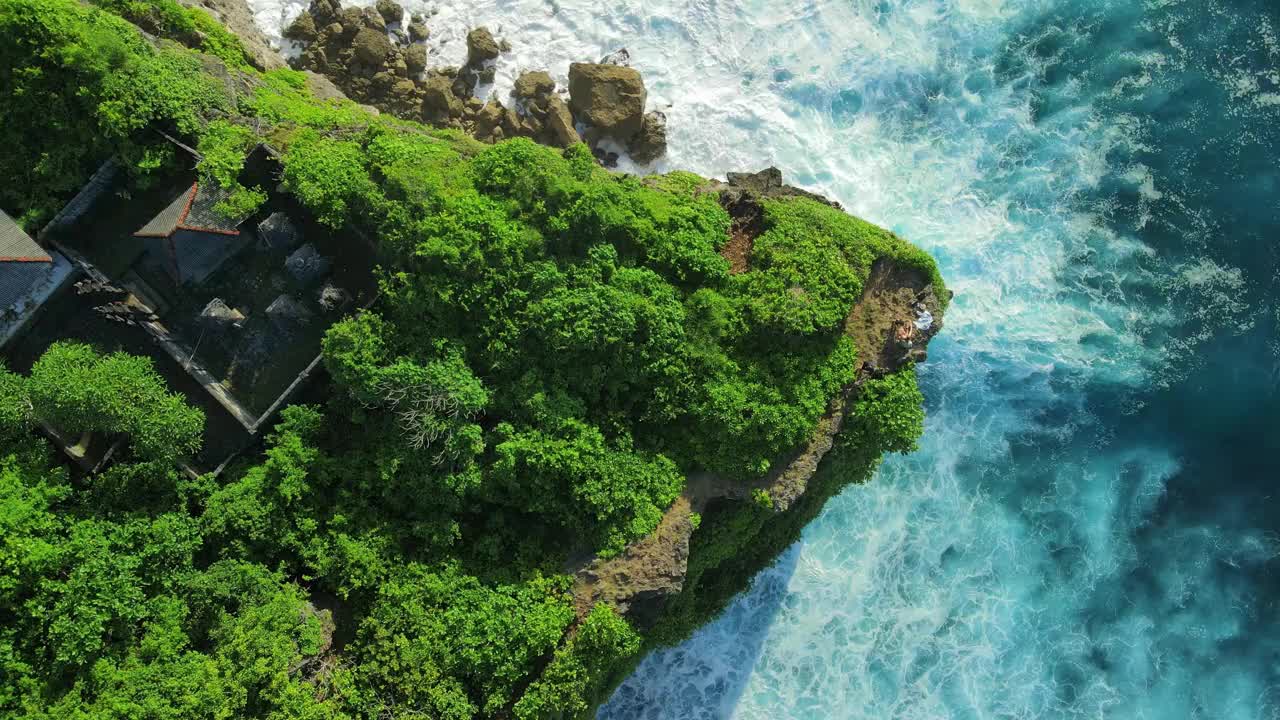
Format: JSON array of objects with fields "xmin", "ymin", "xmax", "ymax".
[{"xmin": 240, "ymin": 0, "xmax": 1270, "ymax": 717}]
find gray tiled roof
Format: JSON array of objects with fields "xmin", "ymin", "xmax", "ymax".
[
  {"xmin": 135, "ymin": 182, "xmax": 250, "ymax": 238},
  {"xmin": 171, "ymin": 229, "xmax": 251, "ymax": 285},
  {"xmin": 0, "ymin": 210, "xmax": 51, "ymax": 262},
  {"xmin": 184, "ymin": 183, "xmax": 244, "ymax": 233},
  {"xmin": 0, "ymin": 263, "xmax": 54, "ymax": 311},
  {"xmin": 135, "ymin": 185, "xmax": 194, "ymax": 237},
  {"xmin": 0, "ymin": 250, "xmax": 73, "ymax": 346}
]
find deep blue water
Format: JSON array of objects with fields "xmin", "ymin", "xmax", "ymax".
[
  {"xmin": 593, "ymin": 0, "xmax": 1280, "ymax": 717},
  {"xmin": 253, "ymin": 0, "xmax": 1280, "ymax": 715}
]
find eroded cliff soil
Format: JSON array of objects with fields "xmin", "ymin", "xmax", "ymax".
[{"xmin": 572, "ymin": 169, "xmax": 947, "ymax": 626}]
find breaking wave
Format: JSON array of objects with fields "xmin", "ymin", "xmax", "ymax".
[{"xmin": 244, "ymin": 0, "xmax": 1280, "ymax": 716}]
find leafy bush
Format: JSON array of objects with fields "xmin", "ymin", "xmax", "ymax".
[
  {"xmin": 21, "ymin": 342, "xmax": 204, "ymax": 463},
  {"xmin": 514, "ymin": 603, "xmax": 641, "ymax": 719},
  {"xmin": 353, "ymin": 564, "xmax": 574, "ymax": 716},
  {"xmin": 844, "ymin": 368, "xmax": 927, "ymax": 455}
]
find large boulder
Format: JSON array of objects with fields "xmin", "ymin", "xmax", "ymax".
[
  {"xmin": 567, "ymin": 62, "xmax": 647, "ymax": 140},
  {"xmin": 466, "ymin": 27, "xmax": 501, "ymax": 64},
  {"xmin": 420, "ymin": 73, "xmax": 462, "ymax": 119},
  {"xmin": 544, "ymin": 95, "xmax": 580, "ymax": 148},
  {"xmin": 283, "ymin": 10, "xmax": 318, "ymax": 42},
  {"xmin": 628, "ymin": 110, "xmax": 667, "ymax": 164},
  {"xmin": 374, "ymin": 0, "xmax": 403, "ymax": 23},
  {"xmin": 474, "ymin": 99, "xmax": 506, "ymax": 137},
  {"xmin": 403, "ymin": 43, "xmax": 427, "ymax": 73},
  {"xmin": 513, "ymin": 70, "xmax": 555, "ymax": 103},
  {"xmin": 407, "ymin": 19, "xmax": 429, "ymax": 42},
  {"xmin": 352, "ymin": 26, "xmax": 392, "ymax": 66}
]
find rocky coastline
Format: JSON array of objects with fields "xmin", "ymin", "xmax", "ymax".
[
  {"xmin": 276, "ymin": 0, "xmax": 667, "ymax": 166},
  {"xmin": 179, "ymin": 0, "xmax": 946, "ymax": 651},
  {"xmin": 572, "ymin": 169, "xmax": 948, "ymax": 626},
  {"xmin": 183, "ymin": 0, "xmax": 948, "ymax": 629}
]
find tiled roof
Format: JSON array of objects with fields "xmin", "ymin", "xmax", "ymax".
[
  {"xmin": 0, "ymin": 250, "xmax": 74, "ymax": 347},
  {"xmin": 0, "ymin": 262, "xmax": 56, "ymax": 312},
  {"xmin": 170, "ymin": 229, "xmax": 251, "ymax": 285},
  {"xmin": 134, "ymin": 182, "xmax": 249, "ymax": 238},
  {"xmin": 0, "ymin": 210, "xmax": 52, "ymax": 263},
  {"xmin": 135, "ymin": 185, "xmax": 195, "ymax": 237},
  {"xmin": 183, "ymin": 183, "xmax": 242, "ymax": 233}
]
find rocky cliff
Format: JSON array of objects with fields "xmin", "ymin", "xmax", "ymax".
[
  {"xmin": 572, "ymin": 170, "xmax": 947, "ymax": 629},
  {"xmin": 190, "ymin": 0, "xmax": 947, "ymax": 634},
  {"xmin": 280, "ymin": 0, "xmax": 667, "ymax": 166}
]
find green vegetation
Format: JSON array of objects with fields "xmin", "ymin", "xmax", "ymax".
[
  {"xmin": 0, "ymin": 0, "xmax": 235, "ymax": 224},
  {"xmin": 648, "ymin": 371, "xmax": 926, "ymax": 649},
  {"xmin": 5, "ymin": 342, "xmax": 204, "ymax": 463},
  {"xmin": 0, "ymin": 1, "xmax": 945, "ymax": 717}
]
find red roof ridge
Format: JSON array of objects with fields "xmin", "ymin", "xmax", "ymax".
[
  {"xmin": 0, "ymin": 255, "xmax": 53, "ymax": 263},
  {"xmin": 173, "ymin": 181, "xmax": 242, "ymax": 237}
]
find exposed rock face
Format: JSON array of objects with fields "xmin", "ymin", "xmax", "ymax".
[
  {"xmin": 723, "ymin": 166, "xmax": 842, "ymax": 208},
  {"xmin": 571, "ymin": 169, "xmax": 947, "ymax": 625},
  {"xmin": 283, "ymin": 0, "xmax": 665, "ymax": 162},
  {"xmin": 572, "ymin": 494, "xmax": 697, "ymax": 625},
  {"xmin": 629, "ymin": 110, "xmax": 667, "ymax": 165},
  {"xmin": 303, "ymin": 71, "xmax": 347, "ymax": 102},
  {"xmin": 466, "ymin": 27, "xmax": 501, "ymax": 64},
  {"xmin": 568, "ymin": 62, "xmax": 647, "ymax": 141},
  {"xmin": 178, "ymin": 0, "xmax": 286, "ymax": 70},
  {"xmin": 544, "ymin": 95, "xmax": 581, "ymax": 148},
  {"xmin": 374, "ymin": 0, "xmax": 403, "ymax": 23}
]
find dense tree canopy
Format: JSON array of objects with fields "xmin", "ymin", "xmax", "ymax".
[{"xmin": 0, "ymin": 0, "xmax": 944, "ymax": 717}]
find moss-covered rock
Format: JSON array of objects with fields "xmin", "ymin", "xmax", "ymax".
[
  {"xmin": 351, "ymin": 26, "xmax": 390, "ymax": 66},
  {"xmin": 284, "ymin": 9, "xmax": 317, "ymax": 41},
  {"xmin": 403, "ymin": 43, "xmax": 427, "ymax": 73},
  {"xmin": 466, "ymin": 26, "xmax": 501, "ymax": 64},
  {"xmin": 420, "ymin": 72, "xmax": 462, "ymax": 120},
  {"xmin": 568, "ymin": 62, "xmax": 647, "ymax": 140},
  {"xmin": 513, "ymin": 70, "xmax": 555, "ymax": 103},
  {"xmin": 374, "ymin": 0, "xmax": 402, "ymax": 23},
  {"xmin": 407, "ymin": 18, "xmax": 428, "ymax": 42}
]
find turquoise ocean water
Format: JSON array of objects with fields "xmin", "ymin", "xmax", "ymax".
[
  {"xmin": 246, "ymin": 0, "xmax": 1280, "ymax": 715},
  {"xmin": 598, "ymin": 2, "xmax": 1280, "ymax": 717}
]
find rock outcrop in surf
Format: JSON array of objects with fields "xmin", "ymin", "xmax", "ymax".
[{"xmin": 281, "ymin": 0, "xmax": 669, "ymax": 165}]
